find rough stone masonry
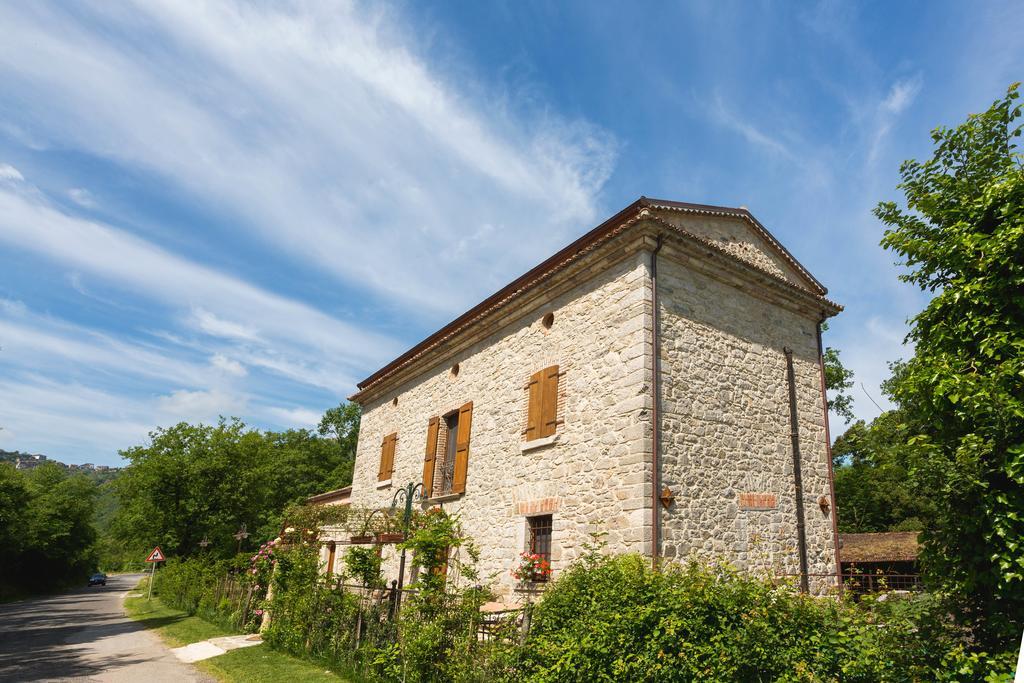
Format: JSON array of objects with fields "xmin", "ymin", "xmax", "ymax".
[{"xmin": 329, "ymin": 197, "xmax": 842, "ymax": 600}]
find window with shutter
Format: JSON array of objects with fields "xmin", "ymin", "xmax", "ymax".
[
  {"xmin": 378, "ymin": 433, "xmax": 397, "ymax": 482},
  {"xmin": 525, "ymin": 365, "xmax": 560, "ymax": 441},
  {"xmin": 423, "ymin": 417, "xmax": 439, "ymax": 495}
]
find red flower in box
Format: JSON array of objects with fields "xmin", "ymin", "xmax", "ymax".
[{"xmin": 511, "ymin": 551, "xmax": 552, "ymax": 582}]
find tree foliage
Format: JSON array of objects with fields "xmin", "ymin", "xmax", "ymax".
[
  {"xmin": 318, "ymin": 401, "xmax": 360, "ymax": 475},
  {"xmin": 821, "ymin": 322, "xmax": 856, "ymax": 424},
  {"xmin": 875, "ymin": 83, "xmax": 1024, "ymax": 647},
  {"xmin": 831, "ymin": 411, "xmax": 934, "ymax": 532},
  {"xmin": 0, "ymin": 463, "xmax": 99, "ymax": 596},
  {"xmin": 112, "ymin": 415, "xmax": 356, "ymax": 560}
]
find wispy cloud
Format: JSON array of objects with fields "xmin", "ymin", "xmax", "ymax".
[
  {"xmin": 67, "ymin": 187, "xmax": 96, "ymax": 208},
  {"xmin": 867, "ymin": 75, "xmax": 924, "ymax": 167},
  {"xmin": 881, "ymin": 77, "xmax": 923, "ymax": 115},
  {"xmin": 0, "ymin": 1, "xmax": 615, "ymax": 314},
  {"xmin": 707, "ymin": 92, "xmax": 795, "ymax": 160},
  {"xmin": 0, "ymin": 163, "xmax": 24, "ymax": 182}
]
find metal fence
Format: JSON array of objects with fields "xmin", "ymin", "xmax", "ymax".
[{"xmin": 841, "ymin": 572, "xmax": 922, "ymax": 594}]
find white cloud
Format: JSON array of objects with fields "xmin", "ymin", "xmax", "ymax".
[
  {"xmin": 881, "ymin": 77, "xmax": 923, "ymax": 115},
  {"xmin": 0, "ymin": 309, "xmax": 213, "ymax": 387},
  {"xmin": 0, "ymin": 1, "xmax": 619, "ymax": 462},
  {"xmin": 155, "ymin": 388, "xmax": 246, "ymax": 423},
  {"xmin": 0, "ymin": 1, "xmax": 615, "ymax": 313},
  {"xmin": 265, "ymin": 406, "xmax": 322, "ymax": 428},
  {"xmin": 68, "ymin": 187, "xmax": 96, "ymax": 207},
  {"xmin": 210, "ymin": 353, "xmax": 247, "ymax": 377},
  {"xmin": 0, "ymin": 186, "xmax": 399, "ymax": 375},
  {"xmin": 0, "ymin": 298, "xmax": 27, "ymax": 315},
  {"xmin": 707, "ymin": 92, "xmax": 794, "ymax": 160},
  {"xmin": 0, "ymin": 163, "xmax": 24, "ymax": 182},
  {"xmin": 193, "ymin": 309, "xmax": 260, "ymax": 342}
]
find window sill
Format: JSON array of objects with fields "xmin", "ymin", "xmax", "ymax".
[
  {"xmin": 521, "ymin": 434, "xmax": 559, "ymax": 452},
  {"xmin": 376, "ymin": 479, "xmax": 392, "ymax": 489},
  {"xmin": 427, "ymin": 491, "xmax": 464, "ymax": 504},
  {"xmin": 513, "ymin": 581, "xmax": 550, "ymax": 593}
]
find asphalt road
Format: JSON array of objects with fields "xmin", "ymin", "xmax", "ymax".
[{"xmin": 0, "ymin": 573, "xmax": 212, "ymax": 682}]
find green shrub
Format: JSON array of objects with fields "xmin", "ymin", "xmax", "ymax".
[
  {"xmin": 344, "ymin": 546, "xmax": 384, "ymax": 588},
  {"xmin": 154, "ymin": 554, "xmax": 261, "ymax": 632},
  {"xmin": 513, "ymin": 553, "xmax": 1013, "ymax": 682}
]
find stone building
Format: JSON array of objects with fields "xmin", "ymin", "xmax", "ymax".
[{"xmin": 326, "ymin": 197, "xmax": 842, "ymax": 598}]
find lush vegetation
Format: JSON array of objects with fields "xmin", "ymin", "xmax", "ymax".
[
  {"xmin": 126, "ymin": 586, "xmax": 346, "ymax": 681},
  {"xmin": 0, "ymin": 462, "xmax": 99, "ymax": 598},
  {"xmin": 104, "ymin": 404, "xmax": 359, "ymax": 566},
  {"xmin": 518, "ymin": 550, "xmax": 1016, "ymax": 682},
  {"xmin": 831, "ymin": 409, "xmax": 934, "ymax": 533},
  {"xmin": 872, "ymin": 83, "xmax": 1024, "ymax": 651},
  {"xmin": 155, "ymin": 510, "xmax": 1017, "ymax": 682}
]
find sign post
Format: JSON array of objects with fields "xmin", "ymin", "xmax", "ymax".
[{"xmin": 145, "ymin": 546, "xmax": 165, "ymax": 600}]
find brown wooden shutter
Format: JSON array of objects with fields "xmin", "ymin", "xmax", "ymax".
[
  {"xmin": 524, "ymin": 370, "xmax": 543, "ymax": 441},
  {"xmin": 327, "ymin": 542, "xmax": 336, "ymax": 575},
  {"xmin": 423, "ymin": 417, "xmax": 439, "ymax": 496},
  {"xmin": 540, "ymin": 365, "xmax": 560, "ymax": 438},
  {"xmin": 379, "ymin": 433, "xmax": 396, "ymax": 481},
  {"xmin": 452, "ymin": 401, "xmax": 473, "ymax": 494}
]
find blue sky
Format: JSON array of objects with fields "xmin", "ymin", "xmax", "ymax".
[{"xmin": 0, "ymin": 1, "xmax": 1021, "ymax": 466}]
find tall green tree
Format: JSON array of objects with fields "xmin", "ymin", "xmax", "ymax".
[
  {"xmin": 113, "ymin": 414, "xmax": 356, "ymax": 559},
  {"xmin": 0, "ymin": 463, "xmax": 99, "ymax": 595},
  {"xmin": 875, "ymin": 83, "xmax": 1024, "ymax": 646},
  {"xmin": 318, "ymin": 401, "xmax": 360, "ymax": 486},
  {"xmin": 831, "ymin": 410, "xmax": 933, "ymax": 532}
]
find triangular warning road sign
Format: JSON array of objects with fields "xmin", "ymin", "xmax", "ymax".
[{"xmin": 145, "ymin": 546, "xmax": 165, "ymax": 563}]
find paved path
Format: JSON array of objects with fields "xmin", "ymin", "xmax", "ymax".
[{"xmin": 0, "ymin": 574, "xmax": 212, "ymax": 682}]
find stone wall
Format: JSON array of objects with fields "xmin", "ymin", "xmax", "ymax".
[
  {"xmin": 334, "ymin": 214, "xmax": 839, "ymax": 600},
  {"xmin": 656, "ymin": 254, "xmax": 838, "ymax": 594},
  {"xmin": 343, "ymin": 250, "xmax": 654, "ymax": 599}
]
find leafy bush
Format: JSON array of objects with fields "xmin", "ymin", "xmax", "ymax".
[
  {"xmin": 513, "ymin": 552, "xmax": 1015, "ymax": 682},
  {"xmin": 345, "ymin": 546, "xmax": 384, "ymax": 588},
  {"xmin": 154, "ymin": 553, "xmax": 263, "ymax": 632},
  {"xmin": 155, "ymin": 510, "xmax": 1018, "ymax": 682}
]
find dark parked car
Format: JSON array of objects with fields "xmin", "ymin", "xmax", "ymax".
[{"xmin": 88, "ymin": 572, "xmax": 107, "ymax": 586}]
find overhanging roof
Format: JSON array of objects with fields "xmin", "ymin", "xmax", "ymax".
[
  {"xmin": 352, "ymin": 197, "xmax": 837, "ymax": 401},
  {"xmin": 839, "ymin": 532, "xmax": 920, "ymax": 563}
]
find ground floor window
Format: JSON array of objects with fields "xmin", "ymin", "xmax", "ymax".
[{"xmin": 526, "ymin": 515, "xmax": 553, "ymax": 582}]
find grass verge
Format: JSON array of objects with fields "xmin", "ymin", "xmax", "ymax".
[
  {"xmin": 124, "ymin": 588, "xmax": 346, "ymax": 681},
  {"xmin": 124, "ymin": 593, "xmax": 230, "ymax": 647}
]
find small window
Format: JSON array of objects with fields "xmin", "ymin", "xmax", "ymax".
[
  {"xmin": 526, "ymin": 515, "xmax": 553, "ymax": 582},
  {"xmin": 326, "ymin": 541, "xmax": 337, "ymax": 575},
  {"xmin": 542, "ymin": 312, "xmax": 554, "ymax": 329},
  {"xmin": 450, "ymin": 363, "xmax": 460, "ymax": 378},
  {"xmin": 524, "ymin": 365, "xmax": 560, "ymax": 441},
  {"xmin": 439, "ymin": 412, "xmax": 459, "ymax": 495}
]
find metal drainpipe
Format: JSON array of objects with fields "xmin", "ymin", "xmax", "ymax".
[
  {"xmin": 650, "ymin": 235, "xmax": 665, "ymax": 569},
  {"xmin": 783, "ymin": 347, "xmax": 810, "ymax": 594},
  {"xmin": 816, "ymin": 317, "xmax": 844, "ymax": 594}
]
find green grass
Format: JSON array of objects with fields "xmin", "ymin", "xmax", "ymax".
[
  {"xmin": 123, "ymin": 593, "xmax": 232, "ymax": 647},
  {"xmin": 123, "ymin": 586, "xmax": 347, "ymax": 681},
  {"xmin": 197, "ymin": 646, "xmax": 347, "ymax": 682}
]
